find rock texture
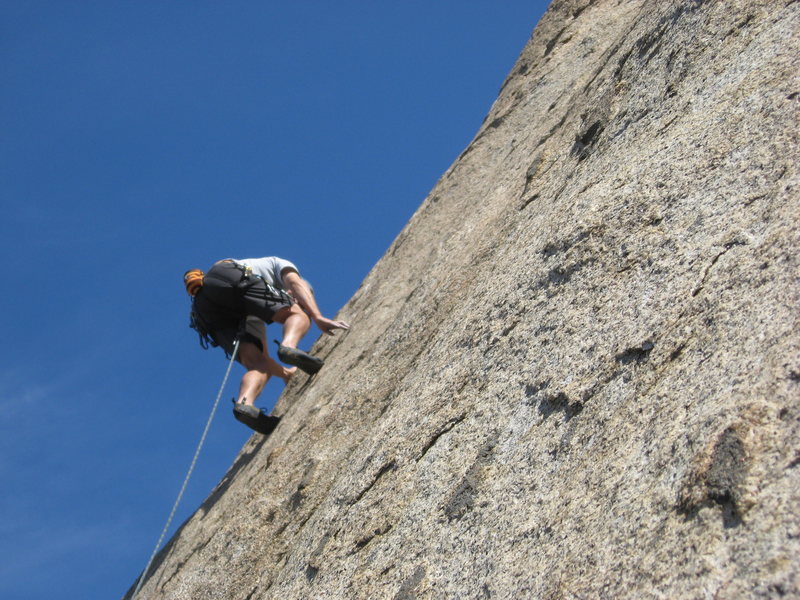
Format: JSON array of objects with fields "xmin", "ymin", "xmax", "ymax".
[{"xmin": 127, "ymin": 1, "xmax": 800, "ymax": 598}]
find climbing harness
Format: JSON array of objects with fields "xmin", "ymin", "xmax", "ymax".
[
  {"xmin": 228, "ymin": 260, "xmax": 294, "ymax": 305},
  {"xmin": 130, "ymin": 337, "xmax": 241, "ymax": 600}
]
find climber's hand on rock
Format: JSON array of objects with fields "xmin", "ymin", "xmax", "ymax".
[{"xmin": 315, "ymin": 316, "xmax": 350, "ymax": 336}]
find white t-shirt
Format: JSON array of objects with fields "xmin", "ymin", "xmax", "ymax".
[{"xmin": 233, "ymin": 257, "xmax": 298, "ymax": 290}]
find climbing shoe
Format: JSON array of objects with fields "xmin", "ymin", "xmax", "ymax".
[
  {"xmin": 232, "ymin": 400, "xmax": 280, "ymax": 435},
  {"xmin": 274, "ymin": 340, "xmax": 324, "ymax": 375}
]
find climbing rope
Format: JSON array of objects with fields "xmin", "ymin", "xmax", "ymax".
[{"xmin": 131, "ymin": 337, "xmax": 240, "ymax": 599}]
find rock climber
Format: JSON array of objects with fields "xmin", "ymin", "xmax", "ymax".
[{"xmin": 183, "ymin": 257, "xmax": 349, "ymax": 432}]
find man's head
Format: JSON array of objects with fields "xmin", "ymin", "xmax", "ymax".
[{"xmin": 183, "ymin": 269, "xmax": 205, "ymax": 296}]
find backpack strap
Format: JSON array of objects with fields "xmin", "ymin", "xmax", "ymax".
[{"xmin": 189, "ymin": 303, "xmax": 217, "ymax": 350}]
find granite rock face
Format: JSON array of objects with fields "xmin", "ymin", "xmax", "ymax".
[{"xmin": 127, "ymin": 1, "xmax": 800, "ymax": 598}]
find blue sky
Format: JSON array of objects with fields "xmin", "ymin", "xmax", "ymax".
[{"xmin": 0, "ymin": 2, "xmax": 549, "ymax": 598}]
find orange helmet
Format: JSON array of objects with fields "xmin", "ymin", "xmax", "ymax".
[{"xmin": 183, "ymin": 269, "xmax": 205, "ymax": 297}]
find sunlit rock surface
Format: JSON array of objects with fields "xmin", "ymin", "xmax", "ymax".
[{"xmin": 127, "ymin": 1, "xmax": 799, "ymax": 598}]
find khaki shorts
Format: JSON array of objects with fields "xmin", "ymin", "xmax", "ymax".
[{"xmin": 212, "ymin": 316, "xmax": 266, "ymax": 363}]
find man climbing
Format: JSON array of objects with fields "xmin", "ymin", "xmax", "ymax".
[{"xmin": 183, "ymin": 257, "xmax": 349, "ymax": 434}]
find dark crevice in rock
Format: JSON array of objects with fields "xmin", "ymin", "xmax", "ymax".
[
  {"xmin": 615, "ymin": 341, "xmax": 655, "ymax": 365},
  {"xmin": 292, "ymin": 374, "xmax": 317, "ymax": 398},
  {"xmin": 572, "ymin": 4, "xmax": 588, "ymax": 20},
  {"xmin": 788, "ymin": 452, "xmax": 800, "ymax": 469},
  {"xmin": 526, "ymin": 380, "xmax": 591, "ymax": 422},
  {"xmin": 295, "ymin": 510, "xmax": 316, "ymax": 532},
  {"xmin": 443, "ymin": 433, "xmax": 500, "ymax": 522},
  {"xmin": 668, "ymin": 342, "xmax": 686, "ymax": 362},
  {"xmin": 352, "ymin": 461, "xmax": 397, "ymax": 506},
  {"xmin": 455, "ymin": 143, "xmax": 475, "ymax": 164},
  {"xmin": 524, "ymin": 380, "xmax": 549, "ymax": 402},
  {"xmin": 541, "ymin": 227, "xmax": 601, "ymax": 259},
  {"xmin": 352, "ymin": 524, "xmax": 393, "ymax": 553},
  {"xmin": 678, "ymin": 426, "xmax": 748, "ymax": 528},
  {"xmin": 731, "ymin": 14, "xmax": 755, "ymax": 34},
  {"xmin": 692, "ymin": 240, "xmax": 747, "ymax": 296},
  {"xmin": 375, "ymin": 394, "xmax": 395, "ymax": 419},
  {"xmin": 544, "ymin": 26, "xmax": 569, "ymax": 57},
  {"xmin": 711, "ymin": 490, "xmax": 743, "ymax": 529},
  {"xmin": 519, "ymin": 193, "xmax": 540, "ymax": 211},
  {"xmin": 526, "ymin": 154, "xmax": 545, "ymax": 181},
  {"xmin": 500, "ymin": 321, "xmax": 520, "ymax": 337},
  {"xmin": 305, "ymin": 532, "xmax": 332, "ymax": 579},
  {"xmin": 614, "ymin": 48, "xmax": 633, "ymax": 81},
  {"xmin": 487, "ymin": 116, "xmax": 505, "ymax": 129},
  {"xmin": 571, "ymin": 120, "xmax": 605, "ymax": 160},
  {"xmin": 473, "ymin": 107, "xmax": 517, "ymax": 145},
  {"xmin": 532, "ymin": 258, "xmax": 595, "ymax": 295},
  {"xmin": 289, "ymin": 488, "xmax": 304, "ymax": 510},
  {"xmin": 520, "ymin": 152, "xmax": 556, "ymax": 204},
  {"xmin": 416, "ymin": 414, "xmax": 467, "ymax": 461},
  {"xmin": 158, "ymin": 559, "xmax": 188, "ymax": 592},
  {"xmin": 538, "ymin": 392, "xmax": 584, "ymax": 422},
  {"xmin": 547, "ymin": 265, "xmax": 576, "ymax": 285},
  {"xmin": 289, "ymin": 460, "xmax": 319, "ymax": 511},
  {"xmin": 611, "ymin": 108, "xmax": 652, "ymax": 140},
  {"xmin": 707, "ymin": 429, "xmax": 746, "ymax": 499},
  {"xmin": 634, "ymin": 22, "xmax": 668, "ymax": 66},
  {"xmin": 243, "ymin": 586, "xmax": 258, "ymax": 600},
  {"xmin": 743, "ymin": 193, "xmax": 768, "ymax": 208}
]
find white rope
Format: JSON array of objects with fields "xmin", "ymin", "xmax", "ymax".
[{"xmin": 131, "ymin": 338, "xmax": 240, "ymax": 599}]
